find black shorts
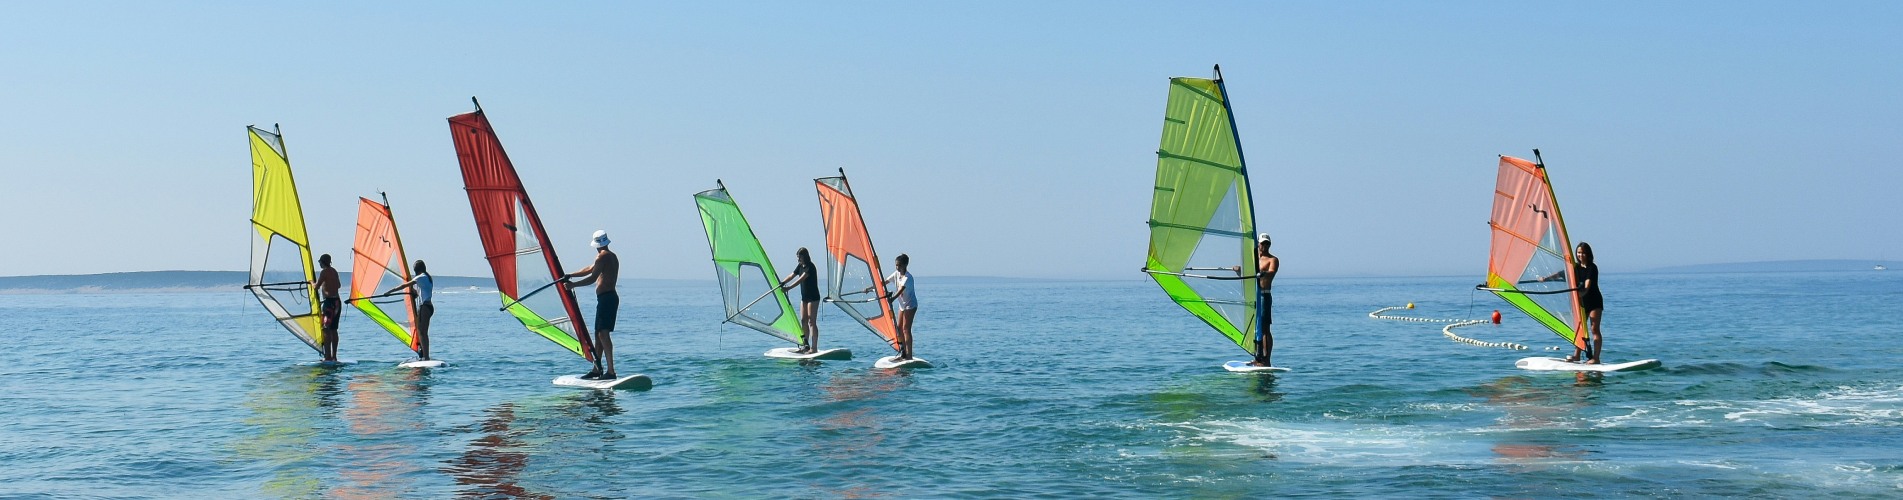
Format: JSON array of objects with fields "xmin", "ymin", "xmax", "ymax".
[
  {"xmin": 321, "ymin": 297, "xmax": 341, "ymax": 329},
  {"xmin": 1580, "ymin": 291, "xmax": 1604, "ymax": 313},
  {"xmin": 595, "ymin": 291, "xmax": 619, "ymax": 332},
  {"xmin": 1257, "ymin": 291, "xmax": 1273, "ymax": 328}
]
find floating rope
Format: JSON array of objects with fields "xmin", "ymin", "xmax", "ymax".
[{"xmin": 1368, "ymin": 305, "xmax": 1528, "ymax": 350}]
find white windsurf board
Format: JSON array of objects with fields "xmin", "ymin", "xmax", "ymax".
[
  {"xmin": 1223, "ymin": 360, "xmax": 1290, "ymax": 373},
  {"xmin": 764, "ymin": 347, "xmax": 853, "ymax": 361},
  {"xmin": 553, "ymin": 373, "xmax": 652, "ymax": 390},
  {"xmin": 874, "ymin": 355, "xmax": 932, "ymax": 369},
  {"xmin": 300, "ymin": 359, "xmax": 358, "ymax": 367},
  {"xmin": 1515, "ymin": 357, "xmax": 1661, "ymax": 372},
  {"xmin": 399, "ymin": 359, "xmax": 447, "ymax": 368}
]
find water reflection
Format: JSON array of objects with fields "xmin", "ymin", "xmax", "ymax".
[
  {"xmin": 332, "ymin": 370, "xmax": 431, "ymax": 499},
  {"xmin": 1249, "ymin": 373, "xmax": 1283, "ymax": 403},
  {"xmin": 233, "ymin": 365, "xmax": 348, "ymax": 499},
  {"xmin": 1469, "ymin": 375, "xmax": 1591, "ymax": 467},
  {"xmin": 443, "ymin": 402, "xmax": 549, "ymax": 499},
  {"xmin": 442, "ymin": 391, "xmax": 625, "ymax": 499}
]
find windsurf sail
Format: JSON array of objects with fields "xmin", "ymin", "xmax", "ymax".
[
  {"xmin": 245, "ymin": 124, "xmax": 325, "ymax": 354},
  {"xmin": 1140, "ymin": 66, "xmax": 1259, "ymax": 354},
  {"xmin": 349, "ymin": 194, "xmax": 419, "ymax": 353},
  {"xmin": 1479, "ymin": 152, "xmax": 1587, "ymax": 350},
  {"xmin": 814, "ymin": 169, "xmax": 901, "ymax": 352},
  {"xmin": 694, "ymin": 181, "xmax": 805, "ymax": 344},
  {"xmin": 450, "ymin": 99, "xmax": 594, "ymax": 360}
]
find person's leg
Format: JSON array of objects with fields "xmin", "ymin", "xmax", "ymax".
[
  {"xmin": 415, "ymin": 302, "xmax": 432, "ymax": 360},
  {"xmin": 801, "ymin": 301, "xmax": 819, "ymax": 352},
  {"xmin": 323, "ymin": 300, "xmax": 339, "ymax": 361},
  {"xmin": 597, "ymin": 329, "xmax": 615, "ymax": 376},
  {"xmin": 1588, "ymin": 309, "xmax": 1603, "ymax": 364},
  {"xmin": 898, "ymin": 309, "xmax": 917, "ymax": 359}
]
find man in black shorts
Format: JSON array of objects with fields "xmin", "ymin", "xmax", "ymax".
[{"xmin": 566, "ymin": 230, "xmax": 620, "ymax": 379}]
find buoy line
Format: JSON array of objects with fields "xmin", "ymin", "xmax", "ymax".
[{"xmin": 1369, "ymin": 305, "xmax": 1528, "ymax": 350}]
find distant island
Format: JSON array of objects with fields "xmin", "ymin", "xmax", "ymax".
[{"xmin": 1646, "ymin": 259, "xmax": 1896, "ymax": 274}]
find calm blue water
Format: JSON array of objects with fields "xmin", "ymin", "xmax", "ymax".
[{"xmin": 4, "ymin": 271, "xmax": 1902, "ymax": 497}]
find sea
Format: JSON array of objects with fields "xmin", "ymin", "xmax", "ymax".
[{"xmin": 3, "ymin": 271, "xmax": 1901, "ymax": 498}]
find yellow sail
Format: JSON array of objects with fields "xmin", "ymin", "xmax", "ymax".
[{"xmin": 246, "ymin": 125, "xmax": 324, "ymax": 353}]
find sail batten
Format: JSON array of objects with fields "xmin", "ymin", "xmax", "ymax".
[
  {"xmin": 246, "ymin": 125, "xmax": 324, "ymax": 355},
  {"xmin": 1484, "ymin": 154, "xmax": 1586, "ymax": 349},
  {"xmin": 450, "ymin": 105, "xmax": 595, "ymax": 360},
  {"xmin": 815, "ymin": 171, "xmax": 901, "ymax": 352},
  {"xmin": 1143, "ymin": 73, "xmax": 1259, "ymax": 354},
  {"xmin": 694, "ymin": 183, "xmax": 804, "ymax": 344}
]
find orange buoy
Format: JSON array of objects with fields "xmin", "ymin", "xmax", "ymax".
[{"xmin": 1491, "ymin": 310, "xmax": 1502, "ymax": 324}]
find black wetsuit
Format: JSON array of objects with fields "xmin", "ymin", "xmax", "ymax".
[
  {"xmin": 794, "ymin": 260, "xmax": 820, "ymax": 304},
  {"xmin": 1575, "ymin": 262, "xmax": 1603, "ymax": 312}
]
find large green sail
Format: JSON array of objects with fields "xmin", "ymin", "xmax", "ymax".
[
  {"xmin": 1142, "ymin": 71, "xmax": 1259, "ymax": 353},
  {"xmin": 694, "ymin": 182, "xmax": 804, "ymax": 344}
]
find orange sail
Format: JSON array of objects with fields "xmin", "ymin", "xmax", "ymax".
[
  {"xmin": 1483, "ymin": 153, "xmax": 1586, "ymax": 349},
  {"xmin": 814, "ymin": 169, "xmax": 901, "ymax": 352},
  {"xmin": 349, "ymin": 195, "xmax": 419, "ymax": 352}
]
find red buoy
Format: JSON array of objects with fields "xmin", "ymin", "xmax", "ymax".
[{"xmin": 1491, "ymin": 310, "xmax": 1502, "ymax": 324}]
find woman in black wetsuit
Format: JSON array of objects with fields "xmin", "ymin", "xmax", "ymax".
[
  {"xmin": 780, "ymin": 248, "xmax": 822, "ymax": 353},
  {"xmin": 1573, "ymin": 242, "xmax": 1604, "ymax": 364}
]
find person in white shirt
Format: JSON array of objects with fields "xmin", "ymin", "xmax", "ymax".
[
  {"xmin": 383, "ymin": 260, "xmax": 435, "ymax": 361},
  {"xmin": 883, "ymin": 254, "xmax": 917, "ymax": 360}
]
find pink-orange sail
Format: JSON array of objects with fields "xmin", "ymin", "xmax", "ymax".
[
  {"xmin": 1483, "ymin": 154, "xmax": 1586, "ymax": 349},
  {"xmin": 815, "ymin": 170, "xmax": 901, "ymax": 352},
  {"xmin": 349, "ymin": 195, "xmax": 419, "ymax": 352},
  {"xmin": 450, "ymin": 100, "xmax": 594, "ymax": 360}
]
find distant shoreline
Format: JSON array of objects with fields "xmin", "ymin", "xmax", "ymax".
[{"xmin": 1, "ymin": 260, "xmax": 1892, "ymax": 294}]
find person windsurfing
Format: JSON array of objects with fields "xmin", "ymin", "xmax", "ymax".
[
  {"xmin": 1251, "ymin": 234, "xmax": 1278, "ymax": 367},
  {"xmin": 315, "ymin": 253, "xmax": 342, "ymax": 362},
  {"xmin": 882, "ymin": 254, "xmax": 918, "ymax": 360},
  {"xmin": 381, "ymin": 259, "xmax": 435, "ymax": 361},
  {"xmin": 566, "ymin": 230, "xmax": 620, "ymax": 379},
  {"xmin": 779, "ymin": 247, "xmax": 822, "ymax": 354},
  {"xmin": 1569, "ymin": 242, "xmax": 1604, "ymax": 364}
]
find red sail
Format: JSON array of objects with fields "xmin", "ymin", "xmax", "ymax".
[{"xmin": 450, "ymin": 106, "xmax": 594, "ymax": 360}]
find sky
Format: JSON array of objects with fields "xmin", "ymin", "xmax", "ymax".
[{"xmin": 2, "ymin": 2, "xmax": 1898, "ymax": 280}]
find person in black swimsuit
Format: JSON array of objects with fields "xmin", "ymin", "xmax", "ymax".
[
  {"xmin": 780, "ymin": 248, "xmax": 822, "ymax": 353},
  {"xmin": 1572, "ymin": 242, "xmax": 1604, "ymax": 364}
]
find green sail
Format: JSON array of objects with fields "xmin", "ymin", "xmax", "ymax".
[
  {"xmin": 1144, "ymin": 74, "xmax": 1259, "ymax": 353},
  {"xmin": 694, "ymin": 183, "xmax": 805, "ymax": 344}
]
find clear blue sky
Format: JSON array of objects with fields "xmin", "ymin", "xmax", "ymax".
[{"xmin": 2, "ymin": 2, "xmax": 1898, "ymax": 279}]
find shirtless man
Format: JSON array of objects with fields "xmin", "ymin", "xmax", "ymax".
[
  {"xmin": 566, "ymin": 230, "xmax": 619, "ymax": 379},
  {"xmin": 1251, "ymin": 235, "xmax": 1278, "ymax": 367},
  {"xmin": 315, "ymin": 253, "xmax": 343, "ymax": 362}
]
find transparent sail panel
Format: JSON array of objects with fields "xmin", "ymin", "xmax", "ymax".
[
  {"xmin": 262, "ymin": 235, "xmax": 312, "ymax": 314},
  {"xmin": 512, "ymin": 201, "xmax": 571, "ymax": 333},
  {"xmin": 837, "ymin": 255, "xmax": 886, "ymax": 321},
  {"xmin": 1183, "ymin": 232, "xmax": 1250, "ymax": 331},
  {"xmin": 735, "ymin": 263, "xmax": 787, "ymax": 327}
]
